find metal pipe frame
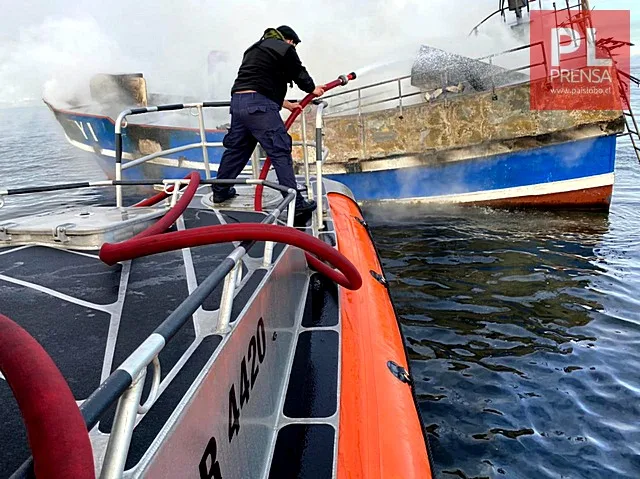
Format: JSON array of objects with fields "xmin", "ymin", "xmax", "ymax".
[
  {"xmin": 99, "ymin": 369, "xmax": 147, "ymax": 479},
  {"xmin": 330, "ymin": 90, "xmax": 422, "ymax": 118},
  {"xmin": 261, "ymin": 187, "xmax": 296, "ymax": 267},
  {"xmin": 138, "ymin": 356, "xmax": 161, "ymax": 414},
  {"xmin": 287, "ymin": 200, "xmax": 296, "ymax": 227},
  {"xmin": 324, "ymin": 74, "xmax": 412, "ymax": 100},
  {"xmin": 196, "ymin": 105, "xmax": 212, "ymax": 179},
  {"xmin": 217, "ymin": 257, "xmax": 243, "ymax": 333},
  {"xmin": 11, "ymin": 177, "xmax": 295, "ymax": 429},
  {"xmin": 327, "ymin": 85, "xmax": 414, "ymax": 111},
  {"xmin": 113, "ymin": 102, "xmax": 231, "ymax": 206},
  {"xmin": 0, "ymin": 178, "xmax": 299, "ymax": 200},
  {"xmin": 291, "ymin": 141, "xmax": 328, "ymax": 161},
  {"xmin": 262, "ymin": 242, "xmax": 275, "ymax": 269},
  {"xmin": 251, "ymin": 148, "xmax": 261, "ymax": 179},
  {"xmin": 324, "ymin": 40, "xmax": 551, "ymax": 117},
  {"xmin": 217, "ymin": 184, "xmax": 296, "ymax": 328},
  {"xmin": 168, "ymin": 179, "xmax": 183, "ymax": 207},
  {"xmin": 301, "ymin": 113, "xmax": 312, "ymax": 200},
  {"xmin": 121, "ymin": 142, "xmax": 224, "ymax": 171},
  {"xmin": 115, "ymin": 109, "xmax": 131, "ymax": 208},
  {"xmin": 357, "ymin": 90, "xmax": 365, "ymax": 159},
  {"xmin": 315, "ymin": 102, "xmax": 328, "ymax": 234}
]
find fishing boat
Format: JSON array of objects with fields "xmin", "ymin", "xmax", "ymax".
[
  {"xmin": 292, "ymin": 0, "xmax": 638, "ymax": 210},
  {"xmin": 0, "ymin": 97, "xmax": 433, "ymax": 478},
  {"xmin": 44, "ymin": 1, "xmax": 640, "ymax": 212}
]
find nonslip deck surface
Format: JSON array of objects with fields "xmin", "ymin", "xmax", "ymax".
[
  {"xmin": 0, "ymin": 207, "xmax": 282, "ymax": 475},
  {"xmin": 0, "ymin": 204, "xmax": 343, "ymax": 478}
]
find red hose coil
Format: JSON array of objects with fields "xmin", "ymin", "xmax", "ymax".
[
  {"xmin": 133, "ymin": 189, "xmax": 171, "ymax": 208},
  {"xmin": 133, "ymin": 172, "xmax": 200, "ymax": 209},
  {"xmin": 130, "ymin": 172, "xmax": 200, "ymax": 239},
  {"xmin": 0, "ymin": 314, "xmax": 94, "ymax": 478},
  {"xmin": 100, "ymin": 223, "xmax": 362, "ymax": 290}
]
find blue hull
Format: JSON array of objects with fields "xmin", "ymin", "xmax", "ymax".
[
  {"xmin": 49, "ymin": 107, "xmax": 227, "ymax": 180},
  {"xmin": 325, "ymin": 134, "xmax": 617, "ymax": 205}
]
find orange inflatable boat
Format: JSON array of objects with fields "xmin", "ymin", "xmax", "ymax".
[{"xmin": 330, "ymin": 192, "xmax": 434, "ymax": 479}]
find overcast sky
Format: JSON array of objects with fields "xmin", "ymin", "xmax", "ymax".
[{"xmin": 0, "ymin": 0, "xmax": 637, "ymax": 104}]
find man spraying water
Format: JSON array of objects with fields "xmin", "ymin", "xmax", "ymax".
[{"xmin": 212, "ymin": 25, "xmax": 324, "ymax": 222}]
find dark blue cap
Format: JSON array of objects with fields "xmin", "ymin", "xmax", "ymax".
[{"xmin": 277, "ymin": 25, "xmax": 301, "ymax": 44}]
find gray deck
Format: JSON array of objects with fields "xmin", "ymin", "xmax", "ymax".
[{"xmin": 0, "ymin": 190, "xmax": 343, "ymax": 478}]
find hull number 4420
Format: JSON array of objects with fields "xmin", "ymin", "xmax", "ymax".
[{"xmin": 199, "ymin": 317, "xmax": 267, "ymax": 479}]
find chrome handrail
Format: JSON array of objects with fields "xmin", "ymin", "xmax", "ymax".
[
  {"xmin": 301, "ymin": 113, "xmax": 311, "ymax": 200},
  {"xmin": 314, "ymin": 102, "xmax": 328, "ymax": 234},
  {"xmin": 95, "ymin": 177, "xmax": 296, "ymax": 478},
  {"xmin": 323, "ymin": 41, "xmax": 549, "ymax": 117},
  {"xmin": 121, "ymin": 141, "xmax": 224, "ymax": 172},
  {"xmin": 113, "ymin": 101, "xmax": 329, "ymax": 216},
  {"xmin": 4, "ymin": 97, "xmax": 335, "ymax": 478},
  {"xmin": 115, "ymin": 101, "xmax": 230, "ymax": 207}
]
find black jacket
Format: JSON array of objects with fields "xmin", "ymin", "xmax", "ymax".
[{"xmin": 231, "ymin": 38, "xmax": 316, "ymax": 106}]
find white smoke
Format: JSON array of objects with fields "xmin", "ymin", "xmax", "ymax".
[
  {"xmin": 0, "ymin": 16, "xmax": 140, "ymax": 106},
  {"xmin": 0, "ymin": 0, "xmax": 527, "ymax": 107}
]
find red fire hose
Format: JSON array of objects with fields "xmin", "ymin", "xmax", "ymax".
[
  {"xmin": 254, "ymin": 72, "xmax": 356, "ymax": 212},
  {"xmin": 102, "ymin": 165, "xmax": 361, "ymax": 289},
  {"xmin": 100, "ymin": 223, "xmax": 362, "ymax": 290},
  {"xmin": 133, "ymin": 189, "xmax": 173, "ymax": 208},
  {"xmin": 102, "ymin": 109, "xmax": 362, "ymax": 290},
  {"xmin": 133, "ymin": 172, "xmax": 200, "ymax": 209},
  {"xmin": 131, "ymin": 172, "xmax": 200, "ymax": 239},
  {"xmin": 0, "ymin": 314, "xmax": 94, "ymax": 478}
]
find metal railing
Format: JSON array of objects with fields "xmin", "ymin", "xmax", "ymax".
[
  {"xmin": 322, "ymin": 74, "xmax": 418, "ymax": 117},
  {"xmin": 113, "ymin": 101, "xmax": 329, "ymax": 230},
  {"xmin": 314, "ymin": 101, "xmax": 328, "ymax": 234},
  {"xmin": 615, "ymin": 69, "xmax": 640, "ymax": 164},
  {"xmin": 93, "ymin": 181, "xmax": 296, "ymax": 479},
  {"xmin": 95, "ymin": 99, "xmax": 334, "ymax": 477},
  {"xmin": 115, "ymin": 102, "xmax": 230, "ymax": 207},
  {"xmin": 323, "ymin": 41, "xmax": 548, "ymax": 118},
  {"xmin": 468, "ymin": 1, "xmax": 585, "ymax": 36}
]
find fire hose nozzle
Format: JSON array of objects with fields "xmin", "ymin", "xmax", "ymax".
[{"xmin": 338, "ymin": 72, "xmax": 357, "ymax": 85}]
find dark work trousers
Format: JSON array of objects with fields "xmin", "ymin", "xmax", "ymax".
[{"xmin": 213, "ymin": 92, "xmax": 302, "ymax": 206}]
